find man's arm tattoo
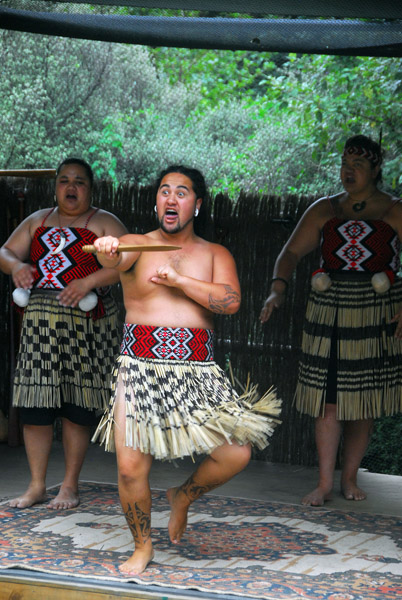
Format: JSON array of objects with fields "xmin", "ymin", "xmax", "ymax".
[
  {"xmin": 124, "ymin": 502, "xmax": 151, "ymax": 544},
  {"xmin": 208, "ymin": 284, "xmax": 240, "ymax": 314}
]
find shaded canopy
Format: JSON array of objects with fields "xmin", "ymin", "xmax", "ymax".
[{"xmin": 1, "ymin": 0, "xmax": 402, "ymax": 56}]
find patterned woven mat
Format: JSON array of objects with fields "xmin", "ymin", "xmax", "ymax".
[{"xmin": 1, "ymin": 481, "xmax": 401, "ymax": 599}]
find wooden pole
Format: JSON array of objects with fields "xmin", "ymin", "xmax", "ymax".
[
  {"xmin": 0, "ymin": 169, "xmax": 56, "ymax": 179},
  {"xmin": 82, "ymin": 244, "xmax": 181, "ymax": 253}
]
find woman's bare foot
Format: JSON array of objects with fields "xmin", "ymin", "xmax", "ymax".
[
  {"xmin": 47, "ymin": 485, "xmax": 79, "ymax": 510},
  {"xmin": 9, "ymin": 484, "xmax": 47, "ymax": 509},
  {"xmin": 119, "ymin": 542, "xmax": 154, "ymax": 576},
  {"xmin": 301, "ymin": 485, "xmax": 332, "ymax": 506},
  {"xmin": 341, "ymin": 481, "xmax": 366, "ymax": 501},
  {"xmin": 167, "ymin": 487, "xmax": 189, "ymax": 544}
]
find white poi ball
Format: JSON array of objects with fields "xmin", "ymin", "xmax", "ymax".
[
  {"xmin": 78, "ymin": 292, "xmax": 98, "ymax": 312},
  {"xmin": 371, "ymin": 272, "xmax": 390, "ymax": 294},
  {"xmin": 12, "ymin": 287, "xmax": 31, "ymax": 307},
  {"xmin": 311, "ymin": 272, "xmax": 332, "ymax": 292}
]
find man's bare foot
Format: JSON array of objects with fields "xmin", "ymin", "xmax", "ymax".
[
  {"xmin": 167, "ymin": 487, "xmax": 189, "ymax": 544},
  {"xmin": 341, "ymin": 482, "xmax": 366, "ymax": 501},
  {"xmin": 9, "ymin": 484, "xmax": 47, "ymax": 509},
  {"xmin": 119, "ymin": 542, "xmax": 155, "ymax": 576},
  {"xmin": 47, "ymin": 486, "xmax": 79, "ymax": 510},
  {"xmin": 301, "ymin": 486, "xmax": 332, "ymax": 506}
]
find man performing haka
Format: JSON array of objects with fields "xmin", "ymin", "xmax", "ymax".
[{"xmin": 92, "ymin": 165, "xmax": 281, "ymax": 575}]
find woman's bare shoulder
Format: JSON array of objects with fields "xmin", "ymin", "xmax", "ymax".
[
  {"xmin": 301, "ymin": 193, "xmax": 341, "ymax": 224},
  {"xmin": 23, "ymin": 208, "xmax": 53, "ymax": 231},
  {"xmin": 309, "ymin": 192, "xmax": 341, "ymax": 210}
]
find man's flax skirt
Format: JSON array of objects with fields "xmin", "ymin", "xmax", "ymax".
[{"xmin": 93, "ymin": 324, "xmax": 281, "ymax": 460}]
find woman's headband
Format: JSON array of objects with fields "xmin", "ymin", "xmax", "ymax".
[{"xmin": 343, "ymin": 145, "xmax": 382, "ymax": 167}]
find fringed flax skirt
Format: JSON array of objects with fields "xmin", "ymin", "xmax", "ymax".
[
  {"xmin": 294, "ymin": 275, "xmax": 402, "ymax": 420},
  {"xmin": 93, "ymin": 324, "xmax": 281, "ymax": 460},
  {"xmin": 13, "ymin": 290, "xmax": 120, "ymax": 410}
]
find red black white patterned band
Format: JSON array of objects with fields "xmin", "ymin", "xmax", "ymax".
[
  {"xmin": 343, "ymin": 145, "xmax": 381, "ymax": 166},
  {"xmin": 120, "ymin": 324, "xmax": 214, "ymax": 361}
]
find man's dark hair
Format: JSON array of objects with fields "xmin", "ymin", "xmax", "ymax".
[
  {"xmin": 56, "ymin": 157, "xmax": 94, "ymax": 187},
  {"xmin": 154, "ymin": 165, "xmax": 206, "ymax": 200}
]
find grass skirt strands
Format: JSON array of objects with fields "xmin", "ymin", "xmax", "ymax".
[
  {"xmin": 94, "ymin": 324, "xmax": 281, "ymax": 460},
  {"xmin": 13, "ymin": 290, "xmax": 120, "ymax": 410},
  {"xmin": 295, "ymin": 275, "xmax": 402, "ymax": 420}
]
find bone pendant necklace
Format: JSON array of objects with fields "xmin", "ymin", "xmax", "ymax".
[
  {"xmin": 349, "ymin": 189, "xmax": 377, "ymax": 214},
  {"xmin": 352, "ymin": 200, "xmax": 366, "ymax": 212},
  {"xmin": 51, "ymin": 208, "xmax": 86, "ymax": 255}
]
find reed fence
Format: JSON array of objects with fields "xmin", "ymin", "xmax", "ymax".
[{"xmin": 0, "ymin": 177, "xmax": 322, "ymax": 466}]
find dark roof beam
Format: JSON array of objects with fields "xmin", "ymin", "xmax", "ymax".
[{"xmin": 42, "ymin": 0, "xmax": 402, "ymax": 20}]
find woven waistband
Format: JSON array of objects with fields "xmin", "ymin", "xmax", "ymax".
[
  {"xmin": 329, "ymin": 271, "xmax": 381, "ymax": 282},
  {"xmin": 31, "ymin": 288, "xmax": 61, "ymax": 298},
  {"xmin": 120, "ymin": 324, "xmax": 214, "ymax": 361}
]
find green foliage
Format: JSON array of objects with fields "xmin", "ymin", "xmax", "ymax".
[
  {"xmin": 151, "ymin": 48, "xmax": 280, "ymax": 106},
  {"xmin": 88, "ymin": 117, "xmax": 125, "ymax": 184},
  {"xmin": 0, "ymin": 30, "xmax": 401, "ymax": 198},
  {"xmin": 362, "ymin": 415, "xmax": 402, "ymax": 475},
  {"xmin": 259, "ymin": 54, "xmax": 402, "ymax": 194}
]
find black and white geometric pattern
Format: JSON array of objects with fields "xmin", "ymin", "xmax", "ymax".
[{"xmin": 13, "ymin": 294, "xmax": 120, "ymax": 410}]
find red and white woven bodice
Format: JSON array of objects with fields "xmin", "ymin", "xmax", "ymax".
[
  {"xmin": 320, "ymin": 217, "xmax": 400, "ymax": 273},
  {"xmin": 30, "ymin": 226, "xmax": 101, "ymax": 290}
]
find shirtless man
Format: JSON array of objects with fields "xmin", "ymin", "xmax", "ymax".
[{"xmin": 94, "ymin": 165, "xmax": 279, "ymax": 575}]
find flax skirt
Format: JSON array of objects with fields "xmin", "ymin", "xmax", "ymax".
[
  {"xmin": 294, "ymin": 276, "xmax": 402, "ymax": 420},
  {"xmin": 13, "ymin": 293, "xmax": 120, "ymax": 410},
  {"xmin": 94, "ymin": 356, "xmax": 282, "ymax": 461}
]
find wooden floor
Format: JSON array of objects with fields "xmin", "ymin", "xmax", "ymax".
[{"xmin": 0, "ymin": 571, "xmax": 208, "ymax": 600}]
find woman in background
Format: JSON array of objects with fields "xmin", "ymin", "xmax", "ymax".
[
  {"xmin": 0, "ymin": 158, "xmax": 127, "ymax": 509},
  {"xmin": 260, "ymin": 135, "xmax": 402, "ymax": 505}
]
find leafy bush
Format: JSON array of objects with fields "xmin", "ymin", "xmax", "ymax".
[
  {"xmin": 362, "ymin": 415, "xmax": 402, "ymax": 475},
  {"xmin": 1, "ymin": 31, "xmax": 401, "ymax": 198}
]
